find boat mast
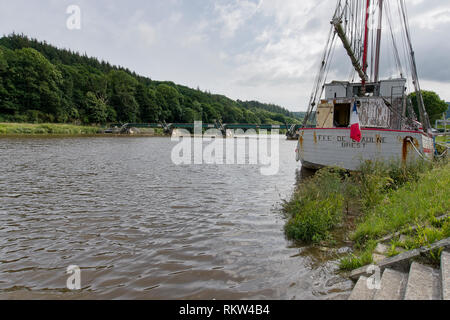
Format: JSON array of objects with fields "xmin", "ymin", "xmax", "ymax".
[
  {"xmin": 332, "ymin": 19, "xmax": 366, "ymax": 82},
  {"xmin": 398, "ymin": 0, "xmax": 431, "ymax": 132},
  {"xmin": 361, "ymin": 0, "xmax": 371, "ymax": 94},
  {"xmin": 331, "ymin": 0, "xmax": 370, "ymax": 89},
  {"xmin": 374, "ymin": 0, "xmax": 383, "ymax": 83}
]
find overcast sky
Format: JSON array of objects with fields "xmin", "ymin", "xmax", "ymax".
[{"xmin": 1, "ymin": 0, "xmax": 449, "ymax": 111}]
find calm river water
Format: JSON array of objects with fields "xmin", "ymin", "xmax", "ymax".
[{"xmin": 0, "ymin": 136, "xmax": 353, "ymax": 300}]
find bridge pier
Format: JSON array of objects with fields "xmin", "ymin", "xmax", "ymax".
[{"xmin": 107, "ymin": 123, "xmax": 302, "ymax": 138}]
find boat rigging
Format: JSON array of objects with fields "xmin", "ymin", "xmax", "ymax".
[{"xmin": 296, "ymin": 0, "xmax": 435, "ymax": 171}]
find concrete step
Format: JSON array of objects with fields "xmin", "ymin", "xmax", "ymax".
[
  {"xmin": 374, "ymin": 269, "xmax": 408, "ymax": 300},
  {"xmin": 348, "ymin": 276, "xmax": 377, "ymax": 300},
  {"xmin": 442, "ymin": 251, "xmax": 450, "ymax": 300},
  {"xmin": 350, "ymin": 238, "xmax": 450, "ymax": 281},
  {"xmin": 404, "ymin": 262, "xmax": 442, "ymax": 300}
]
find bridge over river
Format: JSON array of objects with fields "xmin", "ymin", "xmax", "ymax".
[{"xmin": 107, "ymin": 122, "xmax": 304, "ymax": 139}]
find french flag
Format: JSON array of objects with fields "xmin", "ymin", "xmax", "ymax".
[{"xmin": 350, "ymin": 102, "xmax": 362, "ymax": 142}]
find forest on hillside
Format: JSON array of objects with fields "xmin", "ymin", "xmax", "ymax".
[{"xmin": 0, "ymin": 34, "xmax": 301, "ymax": 125}]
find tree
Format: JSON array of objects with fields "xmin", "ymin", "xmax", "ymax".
[
  {"xmin": 85, "ymin": 92, "xmax": 108, "ymax": 124},
  {"xmin": 136, "ymin": 84, "xmax": 161, "ymax": 122},
  {"xmin": 243, "ymin": 110, "xmax": 260, "ymax": 124},
  {"xmin": 181, "ymin": 107, "xmax": 196, "ymax": 123},
  {"xmin": 0, "ymin": 34, "xmax": 299, "ymax": 126},
  {"xmin": 0, "ymin": 47, "xmax": 8, "ymax": 71},
  {"xmin": 0, "ymin": 47, "xmax": 12, "ymax": 115},
  {"xmin": 223, "ymin": 105, "xmax": 243, "ymax": 123},
  {"xmin": 202, "ymin": 103, "xmax": 220, "ymax": 123},
  {"xmin": 156, "ymin": 84, "xmax": 182, "ymax": 122},
  {"xmin": 108, "ymin": 70, "xmax": 139, "ymax": 123},
  {"xmin": 4, "ymin": 48, "xmax": 63, "ymax": 121},
  {"xmin": 409, "ymin": 91, "xmax": 448, "ymax": 124}
]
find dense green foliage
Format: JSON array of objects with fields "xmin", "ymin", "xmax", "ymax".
[
  {"xmin": 340, "ymin": 162, "xmax": 449, "ymax": 270},
  {"xmin": 351, "ymin": 161, "xmax": 449, "ymax": 244},
  {"xmin": 284, "ymin": 168, "xmax": 347, "ymax": 243},
  {"xmin": 284, "ymin": 160, "xmax": 444, "ymax": 245},
  {"xmin": 409, "ymin": 90, "xmax": 449, "ymax": 124},
  {"xmin": 0, "ymin": 34, "xmax": 300, "ymax": 125},
  {"xmin": 283, "ymin": 159, "xmax": 449, "ymax": 270},
  {"xmin": 0, "ymin": 122, "xmax": 101, "ymax": 135}
]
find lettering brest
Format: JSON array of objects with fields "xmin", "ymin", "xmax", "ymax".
[{"xmin": 317, "ymin": 134, "xmax": 386, "ymax": 149}]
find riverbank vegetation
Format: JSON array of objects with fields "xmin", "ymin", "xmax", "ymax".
[
  {"xmin": 436, "ymin": 135, "xmax": 449, "ymax": 145},
  {"xmin": 0, "ymin": 122, "xmax": 101, "ymax": 135},
  {"xmin": 284, "ymin": 159, "xmax": 450, "ymax": 270},
  {"xmin": 0, "ymin": 34, "xmax": 301, "ymax": 126}
]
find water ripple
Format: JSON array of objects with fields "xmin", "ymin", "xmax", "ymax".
[{"xmin": 0, "ymin": 137, "xmax": 352, "ymax": 299}]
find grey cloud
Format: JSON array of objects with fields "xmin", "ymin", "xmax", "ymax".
[{"xmin": 0, "ymin": 0, "xmax": 449, "ymax": 111}]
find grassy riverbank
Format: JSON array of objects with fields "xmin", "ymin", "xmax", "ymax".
[
  {"xmin": 284, "ymin": 159, "xmax": 450, "ymax": 270},
  {"xmin": 436, "ymin": 135, "xmax": 449, "ymax": 144},
  {"xmin": 0, "ymin": 122, "xmax": 103, "ymax": 135}
]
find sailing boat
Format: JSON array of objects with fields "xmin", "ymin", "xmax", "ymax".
[{"xmin": 296, "ymin": 0, "xmax": 435, "ymax": 170}]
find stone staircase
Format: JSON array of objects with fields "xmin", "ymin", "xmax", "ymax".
[{"xmin": 349, "ymin": 251, "xmax": 450, "ymax": 300}]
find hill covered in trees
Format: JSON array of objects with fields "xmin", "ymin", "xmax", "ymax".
[{"xmin": 0, "ymin": 34, "xmax": 300, "ymax": 125}]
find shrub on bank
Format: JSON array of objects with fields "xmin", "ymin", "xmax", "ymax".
[
  {"xmin": 284, "ymin": 168, "xmax": 346, "ymax": 243},
  {"xmin": 285, "ymin": 197, "xmax": 344, "ymax": 243},
  {"xmin": 352, "ymin": 160, "xmax": 433, "ymax": 211},
  {"xmin": 284, "ymin": 159, "xmax": 448, "ymax": 255}
]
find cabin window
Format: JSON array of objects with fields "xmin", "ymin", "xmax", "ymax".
[{"xmin": 333, "ymin": 103, "xmax": 350, "ymax": 127}]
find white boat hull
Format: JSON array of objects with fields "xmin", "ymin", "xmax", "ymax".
[{"xmin": 296, "ymin": 128, "xmax": 434, "ymax": 170}]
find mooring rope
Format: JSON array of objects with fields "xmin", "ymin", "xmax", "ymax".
[
  {"xmin": 406, "ymin": 138, "xmax": 432, "ymax": 162},
  {"xmin": 435, "ymin": 142, "xmax": 449, "ymax": 159}
]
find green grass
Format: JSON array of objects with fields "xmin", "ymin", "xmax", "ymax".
[
  {"xmin": 340, "ymin": 217, "xmax": 450, "ymax": 271},
  {"xmin": 436, "ymin": 124, "xmax": 450, "ymax": 130},
  {"xmin": 338, "ymin": 162, "xmax": 450, "ymax": 270},
  {"xmin": 436, "ymin": 135, "xmax": 449, "ymax": 144},
  {"xmin": 0, "ymin": 123, "xmax": 102, "ymax": 135},
  {"xmin": 352, "ymin": 162, "xmax": 450, "ymax": 245},
  {"xmin": 284, "ymin": 160, "xmax": 438, "ymax": 245},
  {"xmin": 283, "ymin": 168, "xmax": 347, "ymax": 243},
  {"xmin": 390, "ymin": 217, "xmax": 450, "ymax": 255},
  {"xmin": 283, "ymin": 157, "xmax": 449, "ymax": 270},
  {"xmin": 389, "ymin": 221, "xmax": 449, "ymax": 265},
  {"xmin": 339, "ymin": 240, "xmax": 377, "ymax": 271}
]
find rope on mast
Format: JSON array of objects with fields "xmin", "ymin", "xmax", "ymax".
[
  {"xmin": 332, "ymin": 17, "xmax": 367, "ymax": 82},
  {"xmin": 374, "ymin": 0, "xmax": 383, "ymax": 83},
  {"xmin": 385, "ymin": 0, "xmax": 403, "ymax": 77},
  {"xmin": 301, "ymin": 22, "xmax": 338, "ymax": 128},
  {"xmin": 398, "ymin": 0, "xmax": 431, "ymax": 132},
  {"xmin": 300, "ymin": 0, "xmax": 428, "ymax": 132},
  {"xmin": 361, "ymin": 0, "xmax": 371, "ymax": 94}
]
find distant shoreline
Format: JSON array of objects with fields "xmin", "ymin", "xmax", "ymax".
[{"xmin": 0, "ymin": 123, "xmax": 166, "ymax": 137}]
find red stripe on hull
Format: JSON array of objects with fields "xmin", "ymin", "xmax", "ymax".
[{"xmin": 299, "ymin": 127, "xmax": 430, "ymax": 137}]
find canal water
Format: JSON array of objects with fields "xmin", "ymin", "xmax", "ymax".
[{"xmin": 0, "ymin": 137, "xmax": 353, "ymax": 299}]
